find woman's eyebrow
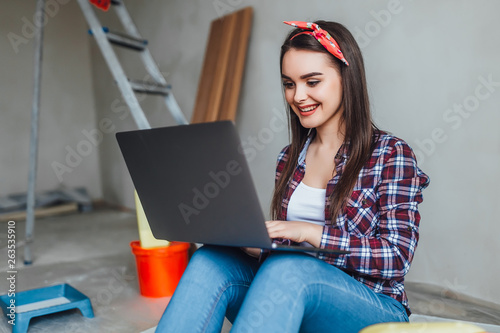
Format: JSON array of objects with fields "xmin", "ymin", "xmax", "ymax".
[
  {"xmin": 300, "ymin": 72, "xmax": 323, "ymax": 79},
  {"xmin": 281, "ymin": 72, "xmax": 324, "ymax": 80}
]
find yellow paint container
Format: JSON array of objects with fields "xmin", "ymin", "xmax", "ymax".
[
  {"xmin": 360, "ymin": 322, "xmax": 486, "ymax": 333},
  {"xmin": 134, "ymin": 190, "xmax": 170, "ymax": 248}
]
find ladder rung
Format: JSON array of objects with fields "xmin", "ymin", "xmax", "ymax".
[
  {"xmin": 129, "ymin": 80, "xmax": 171, "ymax": 95},
  {"xmin": 88, "ymin": 27, "xmax": 148, "ymax": 51},
  {"xmin": 104, "ymin": 28, "xmax": 147, "ymax": 51}
]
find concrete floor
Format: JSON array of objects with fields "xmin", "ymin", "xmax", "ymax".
[{"xmin": 0, "ymin": 209, "xmax": 499, "ymax": 333}]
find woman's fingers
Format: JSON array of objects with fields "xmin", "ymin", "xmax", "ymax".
[
  {"xmin": 265, "ymin": 221, "xmax": 323, "ymax": 247},
  {"xmin": 241, "ymin": 247, "xmax": 260, "ymax": 258},
  {"xmin": 265, "ymin": 220, "xmax": 286, "ymax": 238},
  {"xmin": 265, "ymin": 220, "xmax": 304, "ymax": 242}
]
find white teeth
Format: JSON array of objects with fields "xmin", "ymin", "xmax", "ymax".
[{"xmin": 300, "ymin": 105, "xmax": 317, "ymax": 112}]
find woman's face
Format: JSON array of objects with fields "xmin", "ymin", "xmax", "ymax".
[{"xmin": 281, "ymin": 48, "xmax": 343, "ymax": 131}]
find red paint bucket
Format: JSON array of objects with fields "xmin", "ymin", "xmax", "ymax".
[{"xmin": 130, "ymin": 241, "xmax": 190, "ymax": 297}]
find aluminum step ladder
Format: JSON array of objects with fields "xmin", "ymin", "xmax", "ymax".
[
  {"xmin": 24, "ymin": 0, "xmax": 185, "ymax": 264},
  {"xmin": 77, "ymin": 0, "xmax": 184, "ymax": 248},
  {"xmin": 76, "ymin": 0, "xmax": 188, "ymax": 129}
]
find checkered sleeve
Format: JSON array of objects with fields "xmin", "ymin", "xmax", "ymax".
[{"xmin": 320, "ymin": 140, "xmax": 430, "ymax": 279}]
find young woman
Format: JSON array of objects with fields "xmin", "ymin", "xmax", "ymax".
[{"xmin": 156, "ymin": 20, "xmax": 430, "ymax": 333}]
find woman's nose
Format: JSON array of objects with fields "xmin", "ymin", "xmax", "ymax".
[{"xmin": 293, "ymin": 84, "xmax": 308, "ymax": 104}]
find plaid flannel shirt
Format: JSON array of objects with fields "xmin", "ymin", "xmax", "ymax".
[{"xmin": 275, "ymin": 130, "xmax": 430, "ymax": 315}]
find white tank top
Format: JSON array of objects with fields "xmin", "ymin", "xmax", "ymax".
[{"xmin": 287, "ymin": 181, "xmax": 326, "ymax": 226}]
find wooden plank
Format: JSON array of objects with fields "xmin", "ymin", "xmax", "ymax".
[
  {"xmin": 0, "ymin": 203, "xmax": 79, "ymax": 222},
  {"xmin": 219, "ymin": 7, "xmax": 253, "ymax": 121},
  {"xmin": 204, "ymin": 13, "xmax": 236, "ymax": 123},
  {"xmin": 191, "ymin": 18, "xmax": 222, "ymax": 123},
  {"xmin": 191, "ymin": 7, "xmax": 253, "ymax": 124}
]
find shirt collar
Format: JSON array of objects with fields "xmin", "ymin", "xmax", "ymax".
[
  {"xmin": 298, "ymin": 135, "xmax": 312, "ymax": 166},
  {"xmin": 336, "ymin": 140, "xmax": 350, "ymax": 160}
]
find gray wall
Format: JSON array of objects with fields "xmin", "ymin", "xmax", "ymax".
[
  {"xmin": 93, "ymin": 0, "xmax": 500, "ymax": 305},
  {"xmin": 2, "ymin": 0, "xmax": 499, "ymax": 307},
  {"xmin": 0, "ymin": 0, "xmax": 102, "ymax": 198}
]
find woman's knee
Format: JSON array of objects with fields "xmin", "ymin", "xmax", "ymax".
[
  {"xmin": 253, "ymin": 253, "xmax": 311, "ymax": 293},
  {"xmin": 260, "ymin": 253, "xmax": 322, "ymax": 279},
  {"xmin": 189, "ymin": 246, "xmax": 234, "ymax": 274},
  {"xmin": 187, "ymin": 246, "xmax": 257, "ymax": 283},
  {"xmin": 257, "ymin": 253, "xmax": 349, "ymax": 291},
  {"xmin": 190, "ymin": 245, "xmax": 223, "ymax": 262}
]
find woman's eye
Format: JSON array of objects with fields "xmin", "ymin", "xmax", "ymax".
[
  {"xmin": 307, "ymin": 80, "xmax": 320, "ymax": 87},
  {"xmin": 282, "ymin": 81, "xmax": 294, "ymax": 89}
]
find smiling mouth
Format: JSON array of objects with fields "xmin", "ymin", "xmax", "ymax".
[{"xmin": 298, "ymin": 104, "xmax": 319, "ymax": 116}]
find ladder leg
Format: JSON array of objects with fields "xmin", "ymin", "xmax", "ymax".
[
  {"xmin": 77, "ymin": 0, "xmax": 151, "ymax": 130},
  {"xmin": 25, "ymin": 0, "xmax": 47, "ymax": 265},
  {"xmin": 112, "ymin": 3, "xmax": 167, "ymax": 84},
  {"xmin": 164, "ymin": 94, "xmax": 188, "ymax": 126},
  {"xmin": 113, "ymin": 2, "xmax": 188, "ymax": 125}
]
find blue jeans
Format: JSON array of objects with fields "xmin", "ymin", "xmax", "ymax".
[{"xmin": 156, "ymin": 246, "xmax": 408, "ymax": 333}]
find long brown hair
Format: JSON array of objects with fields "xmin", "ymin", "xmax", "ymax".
[{"xmin": 271, "ymin": 21, "xmax": 378, "ymax": 223}]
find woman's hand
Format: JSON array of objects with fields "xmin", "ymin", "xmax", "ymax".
[
  {"xmin": 265, "ymin": 220, "xmax": 323, "ymax": 247},
  {"xmin": 241, "ymin": 247, "xmax": 261, "ymax": 258}
]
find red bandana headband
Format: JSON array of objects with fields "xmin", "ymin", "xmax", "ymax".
[{"xmin": 283, "ymin": 21, "xmax": 349, "ymax": 66}]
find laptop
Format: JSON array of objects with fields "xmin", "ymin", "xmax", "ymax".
[{"xmin": 116, "ymin": 121, "xmax": 349, "ymax": 255}]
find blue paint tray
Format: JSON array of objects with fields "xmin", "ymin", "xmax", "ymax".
[{"xmin": 0, "ymin": 283, "xmax": 94, "ymax": 333}]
